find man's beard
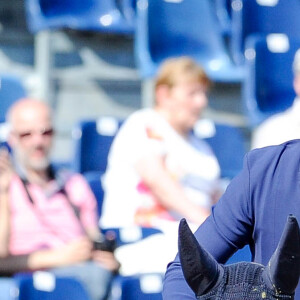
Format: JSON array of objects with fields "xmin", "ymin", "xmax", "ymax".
[{"xmin": 15, "ymin": 148, "xmax": 51, "ymax": 171}]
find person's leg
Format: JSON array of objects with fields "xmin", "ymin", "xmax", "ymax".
[{"xmin": 50, "ymin": 261, "xmax": 113, "ymax": 300}]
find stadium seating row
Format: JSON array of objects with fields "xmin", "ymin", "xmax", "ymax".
[
  {"xmin": 1, "ymin": 263, "xmax": 164, "ymax": 300},
  {"xmin": 5, "ymin": 248, "xmax": 251, "ymax": 300},
  {"xmin": 6, "ymin": 246, "xmax": 251, "ymax": 300},
  {"xmin": 1, "ymin": 37, "xmax": 297, "ymax": 130},
  {"xmin": 23, "ymin": 0, "xmax": 300, "ymax": 77},
  {"xmin": 1, "ymin": 33, "xmax": 297, "ymax": 128},
  {"xmin": 22, "ymin": 0, "xmax": 300, "ymax": 126},
  {"xmin": 24, "ymin": 0, "xmax": 242, "ymax": 84}
]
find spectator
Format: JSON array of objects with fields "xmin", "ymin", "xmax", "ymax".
[
  {"xmin": 163, "ymin": 138, "xmax": 300, "ymax": 299},
  {"xmin": 0, "ymin": 98, "xmax": 119, "ymax": 300},
  {"xmin": 100, "ymin": 56, "xmax": 223, "ymax": 275},
  {"xmin": 252, "ymin": 49, "xmax": 300, "ymax": 149}
]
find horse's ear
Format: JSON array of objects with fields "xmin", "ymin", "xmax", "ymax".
[
  {"xmin": 178, "ymin": 219, "xmax": 222, "ymax": 296},
  {"xmin": 264, "ymin": 215, "xmax": 300, "ymax": 295}
]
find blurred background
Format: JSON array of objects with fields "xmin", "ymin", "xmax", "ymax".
[{"xmin": 0, "ymin": 0, "xmax": 248, "ymax": 165}]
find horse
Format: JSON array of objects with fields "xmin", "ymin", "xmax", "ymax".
[{"xmin": 178, "ymin": 215, "xmax": 300, "ymax": 299}]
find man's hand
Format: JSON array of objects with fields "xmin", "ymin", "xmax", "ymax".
[
  {"xmin": 0, "ymin": 147, "xmax": 14, "ymax": 193},
  {"xmin": 28, "ymin": 237, "xmax": 93, "ymax": 270},
  {"xmin": 56, "ymin": 237, "xmax": 93, "ymax": 266},
  {"xmin": 92, "ymin": 250, "xmax": 120, "ymax": 272}
]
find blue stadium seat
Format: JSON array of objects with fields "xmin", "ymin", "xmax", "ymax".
[
  {"xmin": 24, "ymin": 0, "xmax": 135, "ymax": 34},
  {"xmin": 71, "ymin": 117, "xmax": 123, "ymax": 175},
  {"xmin": 84, "ymin": 171, "xmax": 105, "ymax": 218},
  {"xmin": 134, "ymin": 0, "xmax": 244, "ymax": 83},
  {"xmin": 24, "ymin": 0, "xmax": 135, "ymax": 103},
  {"xmin": 194, "ymin": 119, "xmax": 246, "ymax": 179},
  {"xmin": 213, "ymin": 0, "xmax": 232, "ymax": 37},
  {"xmin": 14, "ymin": 272, "xmax": 90, "ymax": 300},
  {"xmin": 119, "ymin": 0, "xmax": 136, "ymax": 23},
  {"xmin": 242, "ymin": 35, "xmax": 300, "ymax": 127},
  {"xmin": 110, "ymin": 274, "xmax": 163, "ymax": 300},
  {"xmin": 0, "ymin": 74, "xmax": 26, "ymax": 123},
  {"xmin": 231, "ymin": 0, "xmax": 300, "ymax": 65},
  {"xmin": 0, "ymin": 278, "xmax": 16, "ymax": 300}
]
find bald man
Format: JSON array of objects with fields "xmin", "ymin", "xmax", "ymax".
[{"xmin": 0, "ymin": 98, "xmax": 119, "ymax": 300}]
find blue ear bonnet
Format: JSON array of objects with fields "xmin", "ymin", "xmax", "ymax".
[
  {"xmin": 198, "ymin": 262, "xmax": 291, "ymax": 300},
  {"xmin": 178, "ymin": 215, "xmax": 300, "ymax": 300}
]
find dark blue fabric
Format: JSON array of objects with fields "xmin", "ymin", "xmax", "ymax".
[{"xmin": 163, "ymin": 139, "xmax": 300, "ymax": 300}]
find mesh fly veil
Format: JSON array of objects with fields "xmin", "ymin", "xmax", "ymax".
[{"xmin": 178, "ymin": 215, "xmax": 300, "ymax": 300}]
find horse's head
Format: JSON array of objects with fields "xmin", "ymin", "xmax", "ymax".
[{"xmin": 178, "ymin": 215, "xmax": 300, "ymax": 299}]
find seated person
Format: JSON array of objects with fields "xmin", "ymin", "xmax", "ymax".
[
  {"xmin": 100, "ymin": 56, "xmax": 223, "ymax": 275},
  {"xmin": 0, "ymin": 98, "xmax": 119, "ymax": 300}
]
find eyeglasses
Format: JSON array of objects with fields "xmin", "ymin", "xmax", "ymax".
[{"xmin": 14, "ymin": 128, "xmax": 54, "ymax": 140}]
